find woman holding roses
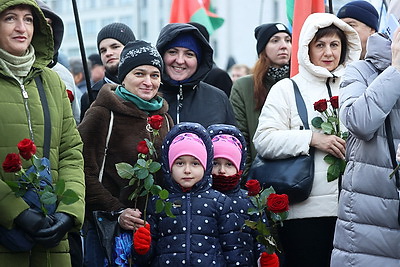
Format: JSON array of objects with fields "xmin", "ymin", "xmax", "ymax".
[
  {"xmin": 0, "ymin": 0, "xmax": 85, "ymax": 266},
  {"xmin": 78, "ymin": 40, "xmax": 173, "ymax": 267},
  {"xmin": 253, "ymin": 13, "xmax": 361, "ymax": 267}
]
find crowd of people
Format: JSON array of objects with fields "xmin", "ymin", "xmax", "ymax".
[{"xmin": 1, "ymin": 0, "xmax": 400, "ymax": 266}]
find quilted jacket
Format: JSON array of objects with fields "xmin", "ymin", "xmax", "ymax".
[
  {"xmin": 135, "ymin": 122, "xmax": 244, "ymax": 266},
  {"xmin": 331, "ymin": 33, "xmax": 400, "ymax": 266}
]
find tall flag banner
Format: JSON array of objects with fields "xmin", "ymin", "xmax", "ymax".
[
  {"xmin": 170, "ymin": 0, "xmax": 224, "ymax": 35},
  {"xmin": 288, "ymin": 0, "xmax": 325, "ymax": 77}
]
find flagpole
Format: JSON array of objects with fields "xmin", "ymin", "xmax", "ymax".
[
  {"xmin": 328, "ymin": 0, "xmax": 333, "ymax": 13},
  {"xmin": 71, "ymin": 0, "xmax": 94, "ymax": 103}
]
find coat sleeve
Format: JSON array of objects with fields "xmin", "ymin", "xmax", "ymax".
[
  {"xmin": 340, "ymin": 64, "xmax": 400, "ymax": 141},
  {"xmin": 78, "ymin": 107, "xmax": 124, "ymax": 215},
  {"xmin": 253, "ymin": 78, "xmax": 312, "ymax": 159},
  {"xmin": 230, "ymin": 80, "xmax": 253, "ymax": 172}
]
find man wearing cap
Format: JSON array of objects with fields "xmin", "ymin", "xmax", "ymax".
[
  {"xmin": 80, "ymin": 23, "xmax": 135, "ymax": 121},
  {"xmin": 337, "ymin": 0, "xmax": 379, "ymax": 59}
]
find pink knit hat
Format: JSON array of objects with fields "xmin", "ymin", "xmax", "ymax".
[
  {"xmin": 212, "ymin": 134, "xmax": 242, "ymax": 171},
  {"xmin": 168, "ymin": 133, "xmax": 207, "ymax": 169}
]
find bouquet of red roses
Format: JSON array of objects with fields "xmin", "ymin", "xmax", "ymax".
[
  {"xmin": 2, "ymin": 138, "xmax": 79, "ymax": 215},
  {"xmin": 244, "ymin": 179, "xmax": 289, "ymax": 259},
  {"xmin": 312, "ymin": 96, "xmax": 348, "ymax": 182},
  {"xmin": 116, "ymin": 115, "xmax": 174, "ymax": 221}
]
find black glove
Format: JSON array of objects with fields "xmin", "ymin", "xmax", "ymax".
[
  {"xmin": 14, "ymin": 208, "xmax": 49, "ymax": 236},
  {"xmin": 33, "ymin": 212, "xmax": 74, "ymax": 248}
]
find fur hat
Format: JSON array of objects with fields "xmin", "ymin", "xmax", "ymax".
[
  {"xmin": 337, "ymin": 1, "xmax": 379, "ymax": 31},
  {"xmin": 254, "ymin": 23, "xmax": 291, "ymax": 56},
  {"xmin": 118, "ymin": 40, "xmax": 163, "ymax": 83},
  {"xmin": 97, "ymin": 22, "xmax": 136, "ymax": 51}
]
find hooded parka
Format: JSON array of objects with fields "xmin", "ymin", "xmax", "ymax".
[
  {"xmin": 253, "ymin": 13, "xmax": 361, "ymax": 220},
  {"xmin": 331, "ymin": 33, "xmax": 400, "ymax": 266},
  {"xmin": 156, "ymin": 23, "xmax": 236, "ymax": 128},
  {"xmin": 134, "ymin": 122, "xmax": 244, "ymax": 266},
  {"xmin": 0, "ymin": 0, "xmax": 85, "ymax": 266}
]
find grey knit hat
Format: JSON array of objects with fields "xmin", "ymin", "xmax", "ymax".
[
  {"xmin": 97, "ymin": 22, "xmax": 136, "ymax": 51},
  {"xmin": 118, "ymin": 40, "xmax": 163, "ymax": 83}
]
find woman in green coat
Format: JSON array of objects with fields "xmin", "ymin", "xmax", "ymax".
[
  {"xmin": 229, "ymin": 23, "xmax": 292, "ymax": 182},
  {"xmin": 0, "ymin": 0, "xmax": 85, "ymax": 266}
]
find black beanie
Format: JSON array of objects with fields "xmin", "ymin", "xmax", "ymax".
[
  {"xmin": 97, "ymin": 23, "xmax": 136, "ymax": 51},
  {"xmin": 118, "ymin": 40, "xmax": 163, "ymax": 83},
  {"xmin": 337, "ymin": 1, "xmax": 379, "ymax": 31},
  {"xmin": 254, "ymin": 23, "xmax": 291, "ymax": 56}
]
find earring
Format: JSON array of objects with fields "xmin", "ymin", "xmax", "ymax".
[{"xmin": 122, "ymin": 83, "xmax": 125, "ymax": 87}]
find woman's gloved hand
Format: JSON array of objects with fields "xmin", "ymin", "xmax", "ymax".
[
  {"xmin": 14, "ymin": 208, "xmax": 50, "ymax": 236},
  {"xmin": 33, "ymin": 212, "xmax": 73, "ymax": 248}
]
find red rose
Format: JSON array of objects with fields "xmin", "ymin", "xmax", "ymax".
[
  {"xmin": 330, "ymin": 96, "xmax": 339, "ymax": 109},
  {"xmin": 147, "ymin": 115, "xmax": 164, "ymax": 130},
  {"xmin": 17, "ymin": 138, "xmax": 37, "ymax": 160},
  {"xmin": 259, "ymin": 252, "xmax": 279, "ymax": 267},
  {"xmin": 313, "ymin": 99, "xmax": 328, "ymax": 112},
  {"xmin": 267, "ymin": 193, "xmax": 289, "ymax": 213},
  {"xmin": 137, "ymin": 141, "xmax": 149, "ymax": 155},
  {"xmin": 245, "ymin": 179, "xmax": 261, "ymax": 196},
  {"xmin": 2, "ymin": 153, "xmax": 22, "ymax": 173},
  {"xmin": 66, "ymin": 89, "xmax": 74, "ymax": 103}
]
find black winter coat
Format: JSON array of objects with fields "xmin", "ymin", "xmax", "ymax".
[{"xmin": 156, "ymin": 23, "xmax": 236, "ymax": 128}]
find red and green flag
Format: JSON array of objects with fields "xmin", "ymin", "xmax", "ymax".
[
  {"xmin": 287, "ymin": 0, "xmax": 325, "ymax": 76},
  {"xmin": 170, "ymin": 0, "xmax": 224, "ymax": 35}
]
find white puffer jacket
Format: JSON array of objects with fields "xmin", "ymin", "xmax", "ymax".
[{"xmin": 253, "ymin": 13, "xmax": 361, "ymax": 220}]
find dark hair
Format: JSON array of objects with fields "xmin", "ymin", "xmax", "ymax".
[{"xmin": 311, "ymin": 24, "xmax": 348, "ymax": 65}]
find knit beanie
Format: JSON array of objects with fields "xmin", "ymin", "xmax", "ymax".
[
  {"xmin": 254, "ymin": 23, "xmax": 291, "ymax": 56},
  {"xmin": 165, "ymin": 32, "xmax": 202, "ymax": 60},
  {"xmin": 97, "ymin": 22, "xmax": 136, "ymax": 51},
  {"xmin": 168, "ymin": 133, "xmax": 207, "ymax": 170},
  {"xmin": 212, "ymin": 134, "xmax": 242, "ymax": 172},
  {"xmin": 118, "ymin": 40, "xmax": 163, "ymax": 83},
  {"xmin": 337, "ymin": 1, "xmax": 379, "ymax": 31}
]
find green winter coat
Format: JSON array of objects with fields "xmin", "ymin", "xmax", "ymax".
[
  {"xmin": 0, "ymin": 0, "xmax": 85, "ymax": 266},
  {"xmin": 229, "ymin": 72, "xmax": 289, "ymax": 179}
]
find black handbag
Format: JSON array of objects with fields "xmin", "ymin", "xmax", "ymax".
[{"xmin": 248, "ymin": 79, "xmax": 315, "ymax": 203}]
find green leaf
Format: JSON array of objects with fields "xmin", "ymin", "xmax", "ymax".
[
  {"xmin": 244, "ymin": 219, "xmax": 257, "ymax": 229},
  {"xmin": 328, "ymin": 116, "xmax": 339, "ymax": 124},
  {"xmin": 41, "ymin": 191, "xmax": 57, "ymax": 205},
  {"xmin": 115, "ymin": 162, "xmax": 135, "ymax": 179},
  {"xmin": 342, "ymin": 131, "xmax": 349, "ymax": 140},
  {"xmin": 144, "ymin": 175, "xmax": 154, "ymax": 190},
  {"xmin": 4, "ymin": 180, "xmax": 20, "ymax": 191},
  {"xmin": 164, "ymin": 202, "xmax": 176, "ymax": 218},
  {"xmin": 150, "ymin": 185, "xmax": 162, "ymax": 195},
  {"xmin": 323, "ymin": 154, "xmax": 336, "ymax": 164},
  {"xmin": 148, "ymin": 162, "xmax": 161, "ymax": 173},
  {"xmin": 139, "ymin": 190, "xmax": 149, "ymax": 197},
  {"xmin": 158, "ymin": 189, "xmax": 169, "ymax": 200},
  {"xmin": 128, "ymin": 178, "xmax": 137, "ymax": 186},
  {"xmin": 54, "ymin": 179, "xmax": 65, "ymax": 195},
  {"xmin": 311, "ymin": 117, "xmax": 324, "ymax": 129},
  {"xmin": 321, "ymin": 122, "xmax": 334, "ymax": 134},
  {"xmin": 137, "ymin": 168, "xmax": 149, "ymax": 179},
  {"xmin": 137, "ymin": 159, "xmax": 147, "ymax": 168},
  {"xmin": 155, "ymin": 199, "xmax": 165, "ymax": 213},
  {"xmin": 247, "ymin": 207, "xmax": 259, "ymax": 215},
  {"xmin": 60, "ymin": 189, "xmax": 79, "ymax": 205}
]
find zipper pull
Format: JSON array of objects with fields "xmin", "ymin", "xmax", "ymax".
[{"xmin": 21, "ymin": 84, "xmax": 28, "ymax": 99}]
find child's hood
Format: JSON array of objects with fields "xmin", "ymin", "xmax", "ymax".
[
  {"xmin": 207, "ymin": 124, "xmax": 247, "ymax": 172},
  {"xmin": 161, "ymin": 122, "xmax": 213, "ymax": 192}
]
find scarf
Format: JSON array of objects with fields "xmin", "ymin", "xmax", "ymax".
[
  {"xmin": 0, "ymin": 45, "xmax": 35, "ymax": 82},
  {"xmin": 266, "ymin": 64, "xmax": 289, "ymax": 82},
  {"xmin": 212, "ymin": 170, "xmax": 243, "ymax": 192},
  {"xmin": 115, "ymin": 85, "xmax": 163, "ymax": 112}
]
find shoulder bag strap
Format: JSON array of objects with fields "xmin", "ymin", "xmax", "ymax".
[
  {"xmin": 35, "ymin": 76, "xmax": 51, "ymax": 158},
  {"xmin": 385, "ymin": 115, "xmax": 400, "ymax": 225},
  {"xmin": 290, "ymin": 79, "xmax": 309, "ymax": 130},
  {"xmin": 98, "ymin": 111, "xmax": 114, "ymax": 183}
]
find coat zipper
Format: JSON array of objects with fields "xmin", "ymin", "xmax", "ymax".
[
  {"xmin": 20, "ymin": 83, "xmax": 34, "ymax": 142},
  {"xmin": 177, "ymin": 85, "xmax": 183, "ymax": 124},
  {"xmin": 185, "ymin": 192, "xmax": 191, "ymax": 265}
]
